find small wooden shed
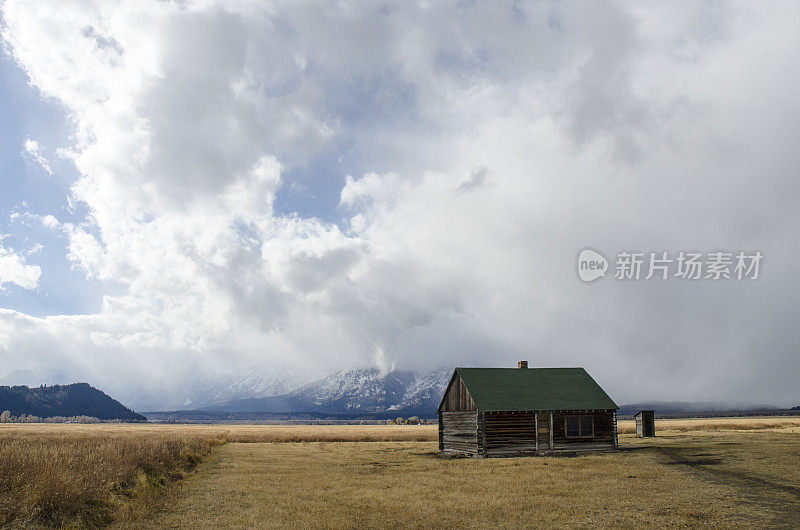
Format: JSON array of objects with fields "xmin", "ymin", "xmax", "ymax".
[
  {"xmin": 634, "ymin": 410, "xmax": 655, "ymax": 437},
  {"xmin": 438, "ymin": 362, "xmax": 618, "ymax": 456}
]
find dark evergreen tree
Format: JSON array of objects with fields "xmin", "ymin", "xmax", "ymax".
[{"xmin": 0, "ymin": 383, "xmax": 145, "ymax": 421}]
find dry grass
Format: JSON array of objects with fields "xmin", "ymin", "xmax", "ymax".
[
  {"xmin": 3, "ymin": 418, "xmax": 799, "ymax": 528},
  {"xmin": 215, "ymin": 424, "xmax": 437, "ymax": 443},
  {"xmin": 0, "ymin": 426, "xmax": 225, "ymax": 527},
  {"xmin": 0, "ymin": 422, "xmax": 437, "ymax": 442},
  {"xmin": 0, "ymin": 423, "xmax": 433, "ymax": 528},
  {"xmin": 134, "ymin": 437, "xmax": 799, "ymax": 528},
  {"xmin": 617, "ymin": 416, "xmax": 800, "ymax": 434},
  {"xmin": 624, "ymin": 429, "xmax": 800, "ymax": 492}
]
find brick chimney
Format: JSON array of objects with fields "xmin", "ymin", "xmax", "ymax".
[{"xmin": 518, "ymin": 360, "xmax": 528, "ymax": 369}]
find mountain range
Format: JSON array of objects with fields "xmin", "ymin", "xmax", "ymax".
[
  {"xmin": 185, "ymin": 362, "xmax": 316, "ymax": 410},
  {"xmin": 203, "ymin": 367, "xmax": 452, "ymax": 417},
  {"xmin": 3, "ymin": 367, "xmax": 795, "ymax": 420},
  {"xmin": 198, "ymin": 369, "xmax": 795, "ymax": 419}
]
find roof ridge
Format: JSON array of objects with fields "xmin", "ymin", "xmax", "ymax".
[
  {"xmin": 446, "ymin": 366, "xmax": 617, "ymax": 412},
  {"xmin": 456, "ymin": 366, "xmax": 586, "ymax": 370}
]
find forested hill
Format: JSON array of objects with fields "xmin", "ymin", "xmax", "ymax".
[{"xmin": 0, "ymin": 383, "xmax": 145, "ymax": 421}]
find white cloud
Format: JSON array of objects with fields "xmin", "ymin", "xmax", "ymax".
[
  {"xmin": 41, "ymin": 215, "xmax": 60, "ymax": 228},
  {"xmin": 25, "ymin": 243, "xmax": 43, "ymax": 256},
  {"xmin": 23, "ymin": 137, "xmax": 53, "ymax": 175},
  {"xmin": 0, "ymin": 242, "xmax": 41, "ymax": 290},
  {"xmin": 1, "ymin": 1, "xmax": 799, "ymax": 409}
]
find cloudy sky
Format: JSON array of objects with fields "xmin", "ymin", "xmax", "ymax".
[{"xmin": 1, "ymin": 1, "xmax": 798, "ymax": 410}]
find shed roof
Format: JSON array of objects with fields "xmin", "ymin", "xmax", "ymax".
[{"xmin": 453, "ymin": 367, "xmax": 618, "ymax": 412}]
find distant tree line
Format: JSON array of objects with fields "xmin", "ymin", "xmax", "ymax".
[
  {"xmin": 386, "ymin": 416, "xmax": 430, "ymax": 425},
  {"xmin": 0, "ymin": 383, "xmax": 145, "ymax": 421},
  {"xmin": 0, "ymin": 411, "xmax": 102, "ymax": 423}
]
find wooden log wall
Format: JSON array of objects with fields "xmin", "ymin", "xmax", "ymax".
[
  {"xmin": 552, "ymin": 410, "xmax": 616, "ymax": 450},
  {"xmin": 483, "ymin": 412, "xmax": 537, "ymax": 456},
  {"xmin": 440, "ymin": 411, "xmax": 478, "ymax": 454},
  {"xmin": 438, "ymin": 413, "xmax": 444, "ymax": 451},
  {"xmin": 478, "ymin": 413, "xmax": 487, "ymax": 456},
  {"xmin": 440, "ymin": 408, "xmax": 620, "ymax": 456}
]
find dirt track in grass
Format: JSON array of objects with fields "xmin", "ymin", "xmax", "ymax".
[
  {"xmin": 650, "ymin": 434, "xmax": 800, "ymax": 528},
  {"xmin": 130, "ymin": 430, "xmax": 800, "ymax": 528}
]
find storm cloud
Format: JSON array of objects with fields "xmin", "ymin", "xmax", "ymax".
[{"xmin": 0, "ymin": 1, "xmax": 798, "ymax": 409}]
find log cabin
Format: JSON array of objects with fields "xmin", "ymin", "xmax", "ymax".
[{"xmin": 437, "ymin": 362, "xmax": 618, "ymax": 456}]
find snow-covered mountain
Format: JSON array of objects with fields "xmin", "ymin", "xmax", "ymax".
[
  {"xmin": 185, "ymin": 362, "xmax": 315, "ymax": 410},
  {"xmin": 1, "ymin": 363, "xmax": 452, "ymax": 415},
  {"xmin": 109, "ymin": 360, "xmax": 319, "ymax": 412},
  {"xmin": 0, "ymin": 361, "xmax": 317, "ymax": 412},
  {"xmin": 206, "ymin": 367, "xmax": 452, "ymax": 416},
  {"xmin": 388, "ymin": 367, "xmax": 452, "ymax": 412}
]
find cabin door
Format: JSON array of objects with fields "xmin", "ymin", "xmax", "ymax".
[{"xmin": 536, "ymin": 412, "xmax": 550, "ymax": 450}]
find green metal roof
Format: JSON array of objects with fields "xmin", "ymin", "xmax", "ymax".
[{"xmin": 454, "ymin": 367, "xmax": 618, "ymax": 412}]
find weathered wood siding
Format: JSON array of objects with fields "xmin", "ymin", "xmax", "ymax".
[
  {"xmin": 438, "ymin": 373, "xmax": 476, "ymax": 412},
  {"xmin": 440, "ymin": 411, "xmax": 478, "ymax": 454},
  {"xmin": 536, "ymin": 412, "xmax": 550, "ymax": 450},
  {"xmin": 552, "ymin": 410, "xmax": 616, "ymax": 450},
  {"xmin": 483, "ymin": 412, "xmax": 537, "ymax": 456},
  {"xmin": 635, "ymin": 410, "xmax": 655, "ymax": 437},
  {"xmin": 440, "ymin": 409, "xmax": 617, "ymax": 456}
]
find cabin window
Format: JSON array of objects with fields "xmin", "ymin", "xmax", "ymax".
[{"xmin": 565, "ymin": 415, "xmax": 594, "ymax": 438}]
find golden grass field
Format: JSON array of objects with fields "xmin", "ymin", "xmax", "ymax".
[{"xmin": 1, "ymin": 417, "xmax": 799, "ymax": 528}]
